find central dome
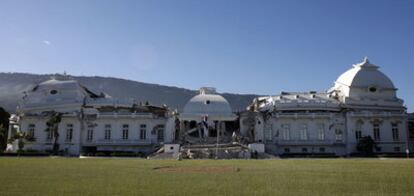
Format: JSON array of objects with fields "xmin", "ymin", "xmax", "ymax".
[
  {"xmin": 334, "ymin": 57, "xmax": 395, "ymax": 89},
  {"xmin": 183, "ymin": 87, "xmax": 233, "ymax": 115},
  {"xmin": 329, "ymin": 57, "xmax": 399, "ymax": 103}
]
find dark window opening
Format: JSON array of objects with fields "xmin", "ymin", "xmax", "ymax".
[
  {"xmin": 369, "ymin": 87, "xmax": 377, "ymax": 93},
  {"xmin": 394, "ymin": 147, "xmax": 401, "ymax": 152},
  {"xmin": 50, "ymin": 90, "xmax": 58, "ymax": 95},
  {"xmin": 319, "ymin": 147, "xmax": 325, "ymax": 153},
  {"xmin": 409, "ymin": 122, "xmax": 414, "ymax": 140}
]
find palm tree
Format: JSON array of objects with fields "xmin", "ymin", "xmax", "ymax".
[{"xmin": 45, "ymin": 112, "xmax": 62, "ymax": 155}]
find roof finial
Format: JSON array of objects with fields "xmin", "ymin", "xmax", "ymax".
[
  {"xmin": 352, "ymin": 56, "xmax": 378, "ymax": 68},
  {"xmin": 363, "ymin": 56, "xmax": 369, "ymax": 64}
]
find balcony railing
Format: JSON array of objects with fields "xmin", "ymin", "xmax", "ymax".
[
  {"xmin": 272, "ymin": 139, "xmax": 343, "ymax": 145},
  {"xmin": 92, "ymin": 139, "xmax": 154, "ymax": 146}
]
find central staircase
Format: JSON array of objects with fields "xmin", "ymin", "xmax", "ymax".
[{"xmin": 181, "ymin": 143, "xmax": 250, "ymax": 159}]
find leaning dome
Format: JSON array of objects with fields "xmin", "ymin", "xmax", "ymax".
[
  {"xmin": 183, "ymin": 87, "xmax": 232, "ymax": 115},
  {"xmin": 20, "ymin": 78, "xmax": 87, "ymax": 111},
  {"xmin": 36, "ymin": 79, "xmax": 81, "ymax": 90},
  {"xmin": 335, "ymin": 57, "xmax": 395, "ymax": 89}
]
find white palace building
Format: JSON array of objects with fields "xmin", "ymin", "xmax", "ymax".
[
  {"xmin": 6, "ymin": 57, "xmax": 414, "ymax": 157},
  {"xmin": 241, "ymin": 57, "xmax": 412, "ymax": 156},
  {"xmin": 7, "ymin": 79, "xmax": 176, "ymax": 155}
]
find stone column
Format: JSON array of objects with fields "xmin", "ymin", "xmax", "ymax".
[
  {"xmin": 204, "ymin": 121, "xmax": 209, "ymax": 138},
  {"xmin": 7, "ymin": 123, "xmax": 13, "ymax": 140},
  {"xmin": 197, "ymin": 123, "xmax": 202, "ymax": 141},
  {"xmin": 221, "ymin": 121, "xmax": 226, "ymax": 136},
  {"xmin": 179, "ymin": 121, "xmax": 185, "ymax": 142}
]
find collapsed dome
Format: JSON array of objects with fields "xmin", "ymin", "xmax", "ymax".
[
  {"xmin": 20, "ymin": 78, "xmax": 89, "ymax": 110},
  {"xmin": 36, "ymin": 79, "xmax": 83, "ymax": 92},
  {"xmin": 183, "ymin": 87, "xmax": 233, "ymax": 116}
]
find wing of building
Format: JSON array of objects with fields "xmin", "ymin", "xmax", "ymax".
[
  {"xmin": 240, "ymin": 57, "xmax": 413, "ymax": 156},
  {"xmin": 7, "ymin": 78, "xmax": 175, "ymax": 156}
]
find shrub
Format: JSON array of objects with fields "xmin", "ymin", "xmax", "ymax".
[
  {"xmin": 110, "ymin": 152, "xmax": 137, "ymax": 157},
  {"xmin": 95, "ymin": 152, "xmax": 108, "ymax": 157},
  {"xmin": 357, "ymin": 136, "xmax": 377, "ymax": 156}
]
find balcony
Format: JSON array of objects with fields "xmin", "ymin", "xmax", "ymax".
[
  {"xmin": 274, "ymin": 113, "xmax": 333, "ymax": 119},
  {"xmin": 272, "ymin": 139, "xmax": 344, "ymax": 146},
  {"xmin": 92, "ymin": 139, "xmax": 154, "ymax": 146}
]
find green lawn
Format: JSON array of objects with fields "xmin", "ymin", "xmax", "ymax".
[{"xmin": 0, "ymin": 158, "xmax": 413, "ymax": 195}]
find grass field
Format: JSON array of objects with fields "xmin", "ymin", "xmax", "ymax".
[{"xmin": 0, "ymin": 158, "xmax": 413, "ymax": 195}]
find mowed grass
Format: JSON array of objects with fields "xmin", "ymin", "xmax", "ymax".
[{"xmin": 0, "ymin": 158, "xmax": 414, "ymax": 196}]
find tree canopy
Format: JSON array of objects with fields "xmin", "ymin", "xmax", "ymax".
[{"xmin": 0, "ymin": 107, "xmax": 11, "ymax": 151}]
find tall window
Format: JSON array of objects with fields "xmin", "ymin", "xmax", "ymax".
[
  {"xmin": 104, "ymin": 124, "xmax": 111, "ymax": 140},
  {"xmin": 66, "ymin": 124, "xmax": 73, "ymax": 142},
  {"xmin": 140, "ymin": 124, "xmax": 146, "ymax": 140},
  {"xmin": 409, "ymin": 122, "xmax": 414, "ymax": 140},
  {"xmin": 392, "ymin": 123, "xmax": 399, "ymax": 141},
  {"xmin": 373, "ymin": 123, "xmax": 380, "ymax": 141},
  {"xmin": 317, "ymin": 123, "xmax": 325, "ymax": 140},
  {"xmin": 299, "ymin": 124, "xmax": 308, "ymax": 140},
  {"xmin": 122, "ymin": 124, "xmax": 129, "ymax": 140},
  {"xmin": 87, "ymin": 124, "xmax": 94, "ymax": 141},
  {"xmin": 355, "ymin": 122, "xmax": 362, "ymax": 140},
  {"xmin": 282, "ymin": 124, "xmax": 290, "ymax": 140},
  {"xmin": 335, "ymin": 129, "xmax": 343, "ymax": 141},
  {"xmin": 264, "ymin": 123, "xmax": 273, "ymax": 141},
  {"xmin": 157, "ymin": 125, "xmax": 165, "ymax": 142},
  {"xmin": 28, "ymin": 124, "xmax": 35, "ymax": 139}
]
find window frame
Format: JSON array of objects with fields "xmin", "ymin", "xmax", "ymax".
[
  {"xmin": 317, "ymin": 123, "xmax": 325, "ymax": 141},
  {"xmin": 373, "ymin": 123, "xmax": 380, "ymax": 141},
  {"xmin": 87, "ymin": 124, "xmax": 94, "ymax": 141},
  {"xmin": 355, "ymin": 122, "xmax": 363, "ymax": 140},
  {"xmin": 281, "ymin": 124, "xmax": 290, "ymax": 140},
  {"xmin": 140, "ymin": 124, "xmax": 146, "ymax": 140},
  {"xmin": 104, "ymin": 124, "xmax": 111, "ymax": 140},
  {"xmin": 28, "ymin": 124, "xmax": 36, "ymax": 139},
  {"xmin": 122, "ymin": 124, "xmax": 129, "ymax": 140},
  {"xmin": 392, "ymin": 123, "xmax": 399, "ymax": 141},
  {"xmin": 299, "ymin": 124, "xmax": 308, "ymax": 141},
  {"xmin": 66, "ymin": 124, "xmax": 73, "ymax": 142}
]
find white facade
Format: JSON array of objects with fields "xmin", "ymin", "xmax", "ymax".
[
  {"xmin": 9, "ymin": 78, "xmax": 174, "ymax": 156},
  {"xmin": 6, "ymin": 58, "xmax": 413, "ymax": 158},
  {"xmin": 242, "ymin": 58, "xmax": 410, "ymax": 156}
]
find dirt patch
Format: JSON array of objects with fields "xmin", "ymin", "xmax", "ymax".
[{"xmin": 153, "ymin": 166, "xmax": 240, "ymax": 173}]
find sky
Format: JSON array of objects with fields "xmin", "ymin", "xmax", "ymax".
[{"xmin": 0, "ymin": 0, "xmax": 413, "ymax": 111}]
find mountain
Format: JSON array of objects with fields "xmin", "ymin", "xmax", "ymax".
[{"xmin": 0, "ymin": 73, "xmax": 259, "ymax": 113}]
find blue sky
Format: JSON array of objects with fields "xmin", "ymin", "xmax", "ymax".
[{"xmin": 0, "ymin": 0, "xmax": 413, "ymax": 111}]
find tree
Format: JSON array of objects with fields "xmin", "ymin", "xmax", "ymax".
[
  {"xmin": 0, "ymin": 107, "xmax": 10, "ymax": 151},
  {"xmin": 6, "ymin": 130, "xmax": 36, "ymax": 154},
  {"xmin": 45, "ymin": 112, "xmax": 62, "ymax": 155},
  {"xmin": 15, "ymin": 132, "xmax": 26, "ymax": 152},
  {"xmin": 356, "ymin": 136, "xmax": 377, "ymax": 156}
]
